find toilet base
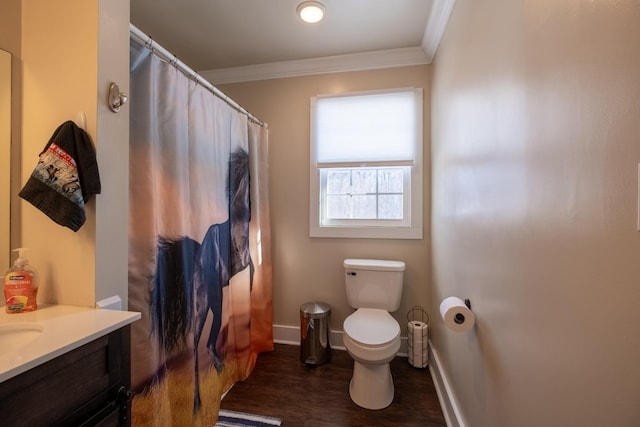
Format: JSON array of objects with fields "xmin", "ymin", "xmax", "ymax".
[{"xmin": 348, "ymin": 359, "xmax": 394, "ymax": 410}]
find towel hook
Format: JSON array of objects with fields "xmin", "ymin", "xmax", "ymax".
[
  {"xmin": 76, "ymin": 111, "xmax": 87, "ymax": 130},
  {"xmin": 108, "ymin": 82, "xmax": 128, "ymax": 113}
]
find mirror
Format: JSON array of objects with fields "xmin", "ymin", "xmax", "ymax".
[{"xmin": 0, "ymin": 49, "xmax": 10, "ymax": 270}]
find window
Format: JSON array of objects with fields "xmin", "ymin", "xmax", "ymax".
[{"xmin": 310, "ymin": 88, "xmax": 423, "ymax": 239}]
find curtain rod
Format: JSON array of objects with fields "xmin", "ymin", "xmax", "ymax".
[{"xmin": 129, "ymin": 24, "xmax": 266, "ymax": 128}]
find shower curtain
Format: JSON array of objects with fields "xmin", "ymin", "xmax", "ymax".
[{"xmin": 128, "ymin": 39, "xmax": 272, "ymax": 426}]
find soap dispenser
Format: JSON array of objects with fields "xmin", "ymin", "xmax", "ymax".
[{"xmin": 4, "ymin": 248, "xmax": 39, "ymax": 313}]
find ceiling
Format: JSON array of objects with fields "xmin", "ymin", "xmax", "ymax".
[{"xmin": 130, "ymin": 0, "xmax": 454, "ymax": 83}]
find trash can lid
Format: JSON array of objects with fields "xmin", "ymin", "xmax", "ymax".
[{"xmin": 301, "ymin": 302, "xmax": 331, "ymax": 317}]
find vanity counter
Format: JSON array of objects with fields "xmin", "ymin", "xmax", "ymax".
[{"xmin": 0, "ymin": 304, "xmax": 140, "ymax": 383}]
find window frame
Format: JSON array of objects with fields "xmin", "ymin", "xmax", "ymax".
[{"xmin": 309, "ymin": 87, "xmax": 423, "ymax": 239}]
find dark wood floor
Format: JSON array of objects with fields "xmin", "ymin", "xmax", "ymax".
[{"xmin": 220, "ymin": 343, "xmax": 447, "ymax": 426}]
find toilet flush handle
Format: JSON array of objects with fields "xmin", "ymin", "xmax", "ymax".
[{"xmin": 347, "ymin": 271, "xmax": 357, "ymax": 276}]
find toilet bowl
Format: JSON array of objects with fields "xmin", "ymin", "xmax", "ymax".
[{"xmin": 343, "ymin": 308, "xmax": 401, "ymax": 410}]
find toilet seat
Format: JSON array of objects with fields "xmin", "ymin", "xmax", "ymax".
[{"xmin": 344, "ymin": 308, "xmax": 400, "ymax": 347}]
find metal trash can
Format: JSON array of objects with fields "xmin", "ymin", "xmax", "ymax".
[{"xmin": 300, "ymin": 302, "xmax": 332, "ymax": 366}]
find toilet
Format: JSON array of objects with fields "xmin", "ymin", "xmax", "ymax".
[{"xmin": 342, "ymin": 258, "xmax": 405, "ymax": 410}]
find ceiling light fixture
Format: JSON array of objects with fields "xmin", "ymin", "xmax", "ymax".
[{"xmin": 297, "ymin": 1, "xmax": 325, "ymax": 24}]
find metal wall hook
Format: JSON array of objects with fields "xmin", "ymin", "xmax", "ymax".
[{"xmin": 108, "ymin": 82, "xmax": 128, "ymax": 113}]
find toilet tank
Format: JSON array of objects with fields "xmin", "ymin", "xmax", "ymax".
[{"xmin": 344, "ymin": 259, "xmax": 405, "ymax": 312}]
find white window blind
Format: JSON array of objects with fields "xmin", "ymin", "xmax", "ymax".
[{"xmin": 314, "ymin": 88, "xmax": 420, "ymax": 167}]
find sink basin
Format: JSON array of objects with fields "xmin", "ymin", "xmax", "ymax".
[{"xmin": 0, "ymin": 322, "xmax": 44, "ymax": 355}]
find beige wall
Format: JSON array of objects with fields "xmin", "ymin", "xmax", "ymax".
[
  {"xmin": 0, "ymin": 1, "xmax": 21, "ymax": 53},
  {"xmin": 95, "ymin": 0, "xmax": 130, "ymax": 307},
  {"xmin": 218, "ymin": 65, "xmax": 432, "ymax": 333},
  {"xmin": 18, "ymin": 0, "xmax": 129, "ymax": 308},
  {"xmin": 22, "ymin": 0, "xmax": 99, "ymax": 306},
  {"xmin": 0, "ymin": 0, "xmax": 22, "ymax": 271},
  {"xmin": 431, "ymin": 1, "xmax": 640, "ymax": 426}
]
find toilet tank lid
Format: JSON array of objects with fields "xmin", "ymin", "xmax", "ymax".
[{"xmin": 344, "ymin": 259, "xmax": 405, "ymax": 272}]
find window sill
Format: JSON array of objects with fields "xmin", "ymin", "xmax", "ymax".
[{"xmin": 309, "ymin": 225, "xmax": 422, "ymax": 239}]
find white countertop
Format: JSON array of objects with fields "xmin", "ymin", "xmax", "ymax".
[{"xmin": 0, "ymin": 304, "xmax": 141, "ymax": 383}]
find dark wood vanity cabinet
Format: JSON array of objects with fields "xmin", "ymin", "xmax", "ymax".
[{"xmin": 0, "ymin": 326, "xmax": 132, "ymax": 427}]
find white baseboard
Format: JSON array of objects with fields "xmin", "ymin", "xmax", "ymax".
[
  {"xmin": 428, "ymin": 344, "xmax": 467, "ymax": 427},
  {"xmin": 272, "ymin": 324, "xmax": 302, "ymax": 346},
  {"xmin": 272, "ymin": 324, "xmax": 410, "ymax": 356}
]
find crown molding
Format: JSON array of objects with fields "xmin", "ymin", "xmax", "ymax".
[
  {"xmin": 200, "ymin": 1, "xmax": 456, "ymax": 85},
  {"xmin": 421, "ymin": 0, "xmax": 456, "ymax": 61},
  {"xmin": 200, "ymin": 46, "xmax": 430, "ymax": 85}
]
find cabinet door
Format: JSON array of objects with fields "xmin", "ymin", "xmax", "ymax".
[{"xmin": 0, "ymin": 327, "xmax": 131, "ymax": 427}]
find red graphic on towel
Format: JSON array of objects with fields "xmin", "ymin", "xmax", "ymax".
[{"xmin": 48, "ymin": 142, "xmax": 77, "ymax": 168}]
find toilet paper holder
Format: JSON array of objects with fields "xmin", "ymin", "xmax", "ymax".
[
  {"xmin": 440, "ymin": 296, "xmax": 476, "ymax": 333},
  {"xmin": 407, "ymin": 305, "xmax": 430, "ymax": 325},
  {"xmin": 407, "ymin": 306, "xmax": 429, "ymax": 368},
  {"xmin": 455, "ymin": 299, "xmax": 472, "ymax": 325}
]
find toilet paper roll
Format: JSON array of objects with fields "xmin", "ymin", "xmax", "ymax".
[
  {"xmin": 409, "ymin": 352, "xmax": 428, "ymax": 366},
  {"xmin": 408, "ymin": 350, "xmax": 428, "ymax": 367},
  {"xmin": 408, "ymin": 321, "xmax": 427, "ymax": 338},
  {"xmin": 408, "ymin": 321, "xmax": 427, "ymax": 343},
  {"xmin": 440, "ymin": 296, "xmax": 475, "ymax": 333},
  {"xmin": 407, "ymin": 320, "xmax": 429, "ymax": 368},
  {"xmin": 409, "ymin": 342, "xmax": 427, "ymax": 359}
]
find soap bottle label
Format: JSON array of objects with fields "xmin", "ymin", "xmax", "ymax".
[{"xmin": 4, "ymin": 272, "xmax": 37, "ymax": 313}]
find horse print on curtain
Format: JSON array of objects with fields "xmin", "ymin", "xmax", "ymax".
[
  {"xmin": 129, "ymin": 37, "xmax": 272, "ymax": 427},
  {"xmin": 150, "ymin": 148, "xmax": 254, "ymax": 414}
]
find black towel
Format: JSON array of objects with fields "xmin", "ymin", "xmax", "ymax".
[{"xmin": 19, "ymin": 120, "xmax": 101, "ymax": 231}]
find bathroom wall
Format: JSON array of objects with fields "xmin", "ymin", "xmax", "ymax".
[
  {"xmin": 0, "ymin": 2, "xmax": 20, "ymax": 62},
  {"xmin": 19, "ymin": 0, "xmax": 129, "ymax": 308},
  {"xmin": 0, "ymin": 0, "xmax": 22, "ymax": 272},
  {"xmin": 218, "ymin": 65, "xmax": 431, "ymax": 334},
  {"xmin": 22, "ymin": 0, "xmax": 98, "ymax": 307},
  {"xmin": 431, "ymin": 0, "xmax": 640, "ymax": 426}
]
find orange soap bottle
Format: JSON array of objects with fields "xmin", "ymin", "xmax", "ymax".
[{"xmin": 4, "ymin": 248, "xmax": 39, "ymax": 313}]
